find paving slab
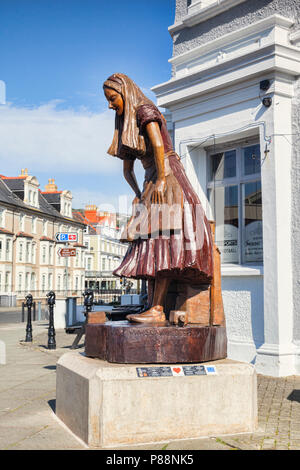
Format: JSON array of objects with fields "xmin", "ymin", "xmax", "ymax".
[{"xmin": 9, "ymin": 424, "xmax": 86, "ymax": 450}]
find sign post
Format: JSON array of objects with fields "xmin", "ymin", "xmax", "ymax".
[{"xmin": 55, "ymin": 232, "xmax": 78, "ymax": 295}]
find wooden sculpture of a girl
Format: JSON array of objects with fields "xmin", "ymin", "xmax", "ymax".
[{"xmin": 103, "ymin": 73, "xmax": 214, "ymax": 324}]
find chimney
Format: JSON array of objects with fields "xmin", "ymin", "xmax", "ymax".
[
  {"xmin": 44, "ymin": 178, "xmax": 58, "ymax": 192},
  {"xmin": 85, "ymin": 205, "xmax": 98, "ymax": 223}
]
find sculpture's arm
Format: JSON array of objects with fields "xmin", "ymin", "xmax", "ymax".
[
  {"xmin": 123, "ymin": 159, "xmax": 142, "ymax": 200},
  {"xmin": 145, "ymin": 121, "xmax": 166, "ymax": 204}
]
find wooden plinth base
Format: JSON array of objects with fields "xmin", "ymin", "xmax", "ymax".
[{"xmin": 85, "ymin": 321, "xmax": 227, "ymax": 364}]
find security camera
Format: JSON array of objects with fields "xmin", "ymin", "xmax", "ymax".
[{"xmin": 262, "ymin": 97, "xmax": 272, "ymax": 108}]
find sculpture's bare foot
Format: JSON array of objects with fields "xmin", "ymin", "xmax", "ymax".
[{"xmin": 126, "ymin": 305, "xmax": 166, "ymax": 324}]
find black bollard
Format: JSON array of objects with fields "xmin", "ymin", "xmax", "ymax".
[
  {"xmin": 46, "ymin": 291, "xmax": 56, "ymax": 350},
  {"xmin": 84, "ymin": 289, "xmax": 94, "ymax": 319},
  {"xmin": 25, "ymin": 294, "xmax": 33, "ymax": 342}
]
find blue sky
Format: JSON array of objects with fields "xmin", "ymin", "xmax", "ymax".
[{"xmin": 0, "ymin": 0, "xmax": 175, "ymax": 212}]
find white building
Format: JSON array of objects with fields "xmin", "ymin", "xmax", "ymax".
[
  {"xmin": 0, "ymin": 171, "xmax": 86, "ymax": 305},
  {"xmin": 153, "ymin": 0, "xmax": 300, "ymax": 376},
  {"xmin": 73, "ymin": 206, "xmax": 132, "ymax": 292}
]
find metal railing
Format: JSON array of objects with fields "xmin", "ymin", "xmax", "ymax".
[{"xmin": 16, "ymin": 287, "xmax": 141, "ymax": 307}]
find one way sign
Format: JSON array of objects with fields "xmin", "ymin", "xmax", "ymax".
[{"xmin": 55, "ymin": 232, "xmax": 78, "ymax": 243}]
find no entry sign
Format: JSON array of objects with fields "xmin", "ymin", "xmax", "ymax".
[
  {"xmin": 58, "ymin": 248, "xmax": 76, "ymax": 257},
  {"xmin": 55, "ymin": 232, "xmax": 78, "ymax": 243}
]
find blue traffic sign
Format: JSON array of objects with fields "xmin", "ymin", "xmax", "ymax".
[{"xmin": 55, "ymin": 232, "xmax": 78, "ymax": 243}]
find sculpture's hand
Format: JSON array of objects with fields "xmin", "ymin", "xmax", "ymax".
[{"xmin": 151, "ymin": 178, "xmax": 166, "ymax": 205}]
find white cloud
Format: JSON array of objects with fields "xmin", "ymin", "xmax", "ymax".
[
  {"xmin": 0, "ymin": 101, "xmax": 120, "ymax": 175},
  {"xmin": 72, "ymin": 188, "xmax": 134, "ymax": 215}
]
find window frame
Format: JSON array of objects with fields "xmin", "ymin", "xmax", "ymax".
[{"xmin": 206, "ymin": 137, "xmax": 262, "ymax": 266}]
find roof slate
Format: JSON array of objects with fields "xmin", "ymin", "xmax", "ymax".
[{"xmin": 0, "ymin": 177, "xmax": 85, "ymax": 227}]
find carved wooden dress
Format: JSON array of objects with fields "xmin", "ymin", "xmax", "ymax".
[{"xmin": 113, "ymin": 103, "xmax": 214, "ymax": 286}]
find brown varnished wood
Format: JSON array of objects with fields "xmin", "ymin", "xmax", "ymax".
[
  {"xmin": 85, "ymin": 321, "xmax": 227, "ymax": 364},
  {"xmin": 175, "ymin": 283, "xmax": 211, "ymax": 325},
  {"xmin": 209, "ymin": 221, "xmax": 226, "ymax": 327}
]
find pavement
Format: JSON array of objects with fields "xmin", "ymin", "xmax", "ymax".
[{"xmin": 0, "ymin": 315, "xmax": 300, "ymax": 451}]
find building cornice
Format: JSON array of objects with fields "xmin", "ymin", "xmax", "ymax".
[
  {"xmin": 169, "ymin": 15, "xmax": 294, "ymax": 68},
  {"xmin": 290, "ymin": 30, "xmax": 300, "ymax": 46},
  {"xmin": 169, "ymin": 0, "xmax": 248, "ymax": 34},
  {"xmin": 153, "ymin": 15, "xmax": 299, "ymax": 109}
]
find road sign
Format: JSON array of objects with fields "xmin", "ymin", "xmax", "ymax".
[
  {"xmin": 58, "ymin": 248, "xmax": 77, "ymax": 257},
  {"xmin": 55, "ymin": 232, "xmax": 78, "ymax": 243}
]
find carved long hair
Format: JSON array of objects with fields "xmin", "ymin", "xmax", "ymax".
[{"xmin": 103, "ymin": 73, "xmax": 153, "ymax": 158}]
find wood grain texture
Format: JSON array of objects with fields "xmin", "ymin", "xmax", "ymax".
[
  {"xmin": 175, "ymin": 283, "xmax": 210, "ymax": 325},
  {"xmin": 85, "ymin": 321, "xmax": 227, "ymax": 364},
  {"xmin": 87, "ymin": 311, "xmax": 107, "ymax": 324},
  {"xmin": 209, "ymin": 221, "xmax": 226, "ymax": 326}
]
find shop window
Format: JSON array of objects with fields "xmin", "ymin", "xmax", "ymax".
[{"xmin": 207, "ymin": 141, "xmax": 262, "ymax": 264}]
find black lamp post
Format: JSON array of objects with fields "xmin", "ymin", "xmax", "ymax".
[{"xmin": 46, "ymin": 291, "xmax": 56, "ymax": 350}]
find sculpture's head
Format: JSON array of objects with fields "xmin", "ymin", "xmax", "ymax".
[
  {"xmin": 102, "ymin": 73, "xmax": 153, "ymax": 157},
  {"xmin": 104, "ymin": 85, "xmax": 124, "ymax": 116},
  {"xmin": 103, "ymin": 74, "xmax": 124, "ymax": 116}
]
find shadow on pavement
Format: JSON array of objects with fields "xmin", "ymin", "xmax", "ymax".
[
  {"xmin": 44, "ymin": 365, "xmax": 56, "ymax": 370},
  {"xmin": 48, "ymin": 399, "xmax": 56, "ymax": 413},
  {"xmin": 287, "ymin": 390, "xmax": 300, "ymax": 403}
]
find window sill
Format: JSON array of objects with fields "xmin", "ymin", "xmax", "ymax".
[{"xmin": 221, "ymin": 264, "xmax": 263, "ymax": 277}]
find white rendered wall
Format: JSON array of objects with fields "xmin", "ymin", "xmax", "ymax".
[
  {"xmin": 154, "ymin": 13, "xmax": 300, "ymax": 376},
  {"xmin": 222, "ymin": 273, "xmax": 264, "ymax": 365}
]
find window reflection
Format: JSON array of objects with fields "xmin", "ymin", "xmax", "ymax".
[
  {"xmin": 243, "ymin": 144, "xmax": 261, "ymax": 175},
  {"xmin": 209, "ymin": 185, "xmax": 239, "ymax": 263},
  {"xmin": 211, "ymin": 150, "xmax": 236, "ymax": 180},
  {"xmin": 208, "ymin": 141, "xmax": 262, "ymax": 265},
  {"xmin": 243, "ymin": 181, "xmax": 263, "ymax": 263}
]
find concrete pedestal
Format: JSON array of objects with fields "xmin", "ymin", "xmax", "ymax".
[{"xmin": 56, "ymin": 352, "xmax": 257, "ymax": 448}]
